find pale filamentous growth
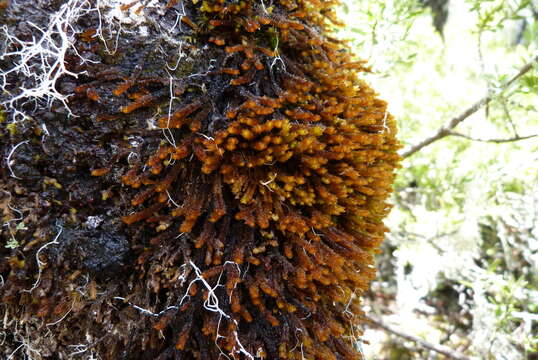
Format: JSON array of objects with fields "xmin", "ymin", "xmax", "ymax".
[{"xmin": 0, "ymin": 0, "xmax": 94, "ymax": 120}]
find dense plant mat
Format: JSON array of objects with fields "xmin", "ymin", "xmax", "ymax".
[{"xmin": 0, "ymin": 0, "xmax": 400, "ymax": 358}]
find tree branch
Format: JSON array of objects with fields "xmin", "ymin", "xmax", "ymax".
[
  {"xmin": 447, "ymin": 131, "xmax": 538, "ymax": 143},
  {"xmin": 401, "ymin": 53, "xmax": 538, "ymax": 158},
  {"xmin": 366, "ymin": 315, "xmax": 471, "ymax": 360}
]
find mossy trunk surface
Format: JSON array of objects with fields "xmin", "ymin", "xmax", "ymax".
[{"xmin": 0, "ymin": 1, "xmax": 400, "ymax": 359}]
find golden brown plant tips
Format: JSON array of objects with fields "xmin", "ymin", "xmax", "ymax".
[{"xmin": 114, "ymin": 1, "xmax": 401, "ymax": 358}]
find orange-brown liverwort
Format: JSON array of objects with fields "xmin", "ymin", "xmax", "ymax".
[
  {"xmin": 117, "ymin": 2, "xmax": 401, "ymax": 358},
  {"xmin": 1, "ymin": 0, "xmax": 400, "ymax": 359}
]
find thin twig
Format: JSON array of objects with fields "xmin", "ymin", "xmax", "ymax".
[
  {"xmin": 447, "ymin": 131, "xmax": 538, "ymax": 143},
  {"xmin": 500, "ymin": 99, "xmax": 519, "ymax": 137},
  {"xmin": 401, "ymin": 53, "xmax": 538, "ymax": 158},
  {"xmin": 366, "ymin": 315, "xmax": 471, "ymax": 360}
]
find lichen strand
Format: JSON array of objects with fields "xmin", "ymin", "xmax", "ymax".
[
  {"xmin": 0, "ymin": 0, "xmax": 399, "ymax": 359},
  {"xmin": 118, "ymin": 2, "xmax": 400, "ymax": 359}
]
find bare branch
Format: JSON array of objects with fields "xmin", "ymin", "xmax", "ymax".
[
  {"xmin": 447, "ymin": 131, "xmax": 538, "ymax": 143},
  {"xmin": 401, "ymin": 53, "xmax": 538, "ymax": 158},
  {"xmin": 500, "ymin": 99, "xmax": 519, "ymax": 137},
  {"xmin": 366, "ymin": 315, "xmax": 471, "ymax": 360}
]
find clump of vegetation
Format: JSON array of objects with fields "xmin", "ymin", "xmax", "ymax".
[{"xmin": 0, "ymin": 0, "xmax": 399, "ymax": 358}]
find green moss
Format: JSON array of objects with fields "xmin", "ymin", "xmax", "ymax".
[{"xmin": 6, "ymin": 122, "xmax": 17, "ymax": 136}]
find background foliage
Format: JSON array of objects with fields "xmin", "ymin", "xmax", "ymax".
[{"xmin": 339, "ymin": 0, "xmax": 538, "ymax": 359}]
